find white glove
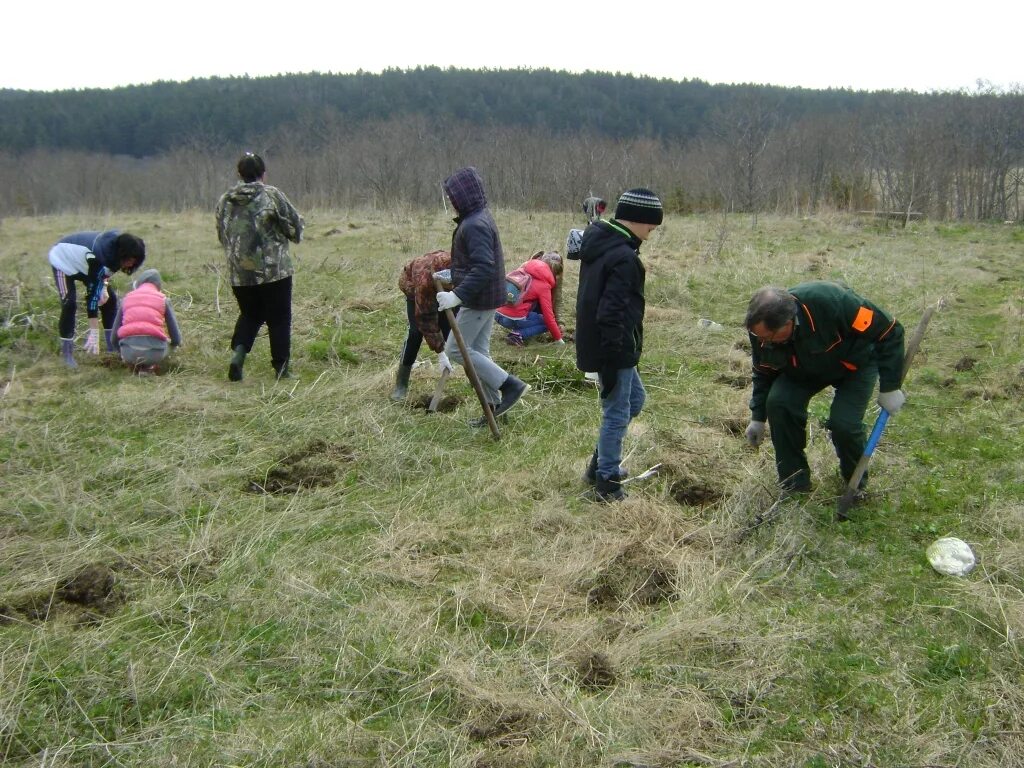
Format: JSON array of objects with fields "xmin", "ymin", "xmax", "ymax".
[
  {"xmin": 437, "ymin": 351, "xmax": 454, "ymax": 374},
  {"xmin": 745, "ymin": 420, "xmax": 767, "ymax": 447},
  {"xmin": 877, "ymin": 389, "xmax": 906, "ymax": 414},
  {"xmin": 436, "ymin": 291, "xmax": 462, "ymax": 311},
  {"xmin": 553, "ymin": 338, "xmax": 566, "ymax": 345},
  {"xmin": 98, "ymin": 285, "xmax": 109, "ymax": 306},
  {"xmin": 83, "ymin": 328, "xmax": 100, "ymax": 355}
]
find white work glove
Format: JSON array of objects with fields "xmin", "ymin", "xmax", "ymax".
[
  {"xmin": 98, "ymin": 285, "xmax": 109, "ymax": 306},
  {"xmin": 877, "ymin": 389, "xmax": 906, "ymax": 414},
  {"xmin": 437, "ymin": 351, "xmax": 454, "ymax": 374},
  {"xmin": 83, "ymin": 328, "xmax": 100, "ymax": 355},
  {"xmin": 745, "ymin": 420, "xmax": 767, "ymax": 447},
  {"xmin": 553, "ymin": 338, "xmax": 566, "ymax": 345},
  {"xmin": 436, "ymin": 291, "xmax": 462, "ymax": 312}
]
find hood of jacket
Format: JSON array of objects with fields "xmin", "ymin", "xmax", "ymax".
[
  {"xmin": 224, "ymin": 181, "xmax": 267, "ymax": 206},
  {"xmin": 133, "ymin": 268, "xmax": 162, "ymax": 289},
  {"xmin": 578, "ymin": 220, "xmax": 641, "ymax": 264},
  {"xmin": 443, "ymin": 167, "xmax": 487, "ymax": 217},
  {"xmin": 522, "ymin": 258, "xmax": 556, "ymax": 287}
]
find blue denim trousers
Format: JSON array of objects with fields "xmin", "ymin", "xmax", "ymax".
[
  {"xmin": 494, "ymin": 310, "xmax": 548, "ymax": 339},
  {"xmin": 597, "ymin": 367, "xmax": 646, "ymax": 479}
]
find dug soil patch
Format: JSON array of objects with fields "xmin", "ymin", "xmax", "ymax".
[
  {"xmin": 1, "ymin": 563, "xmax": 125, "ymax": 625},
  {"xmin": 246, "ymin": 439, "xmax": 355, "ymax": 494}
]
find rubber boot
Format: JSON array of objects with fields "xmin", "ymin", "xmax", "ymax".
[
  {"xmin": 273, "ymin": 360, "xmax": 294, "ymax": 380},
  {"xmin": 60, "ymin": 338, "xmax": 78, "ymax": 369},
  {"xmin": 228, "ymin": 345, "xmax": 246, "ymax": 381},
  {"xmin": 390, "ymin": 364, "xmax": 413, "ymax": 401},
  {"xmin": 104, "ymin": 329, "xmax": 114, "ymax": 353}
]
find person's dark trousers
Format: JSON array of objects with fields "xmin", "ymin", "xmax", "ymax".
[
  {"xmin": 231, "ymin": 277, "xmax": 292, "ymax": 368},
  {"xmin": 53, "ymin": 269, "xmax": 119, "ymax": 338},
  {"xmin": 765, "ymin": 364, "xmax": 877, "ymax": 489},
  {"xmin": 399, "ymin": 297, "xmax": 453, "ymax": 367}
]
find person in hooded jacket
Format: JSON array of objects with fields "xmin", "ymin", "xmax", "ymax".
[
  {"xmin": 215, "ymin": 152, "xmax": 304, "ymax": 382},
  {"xmin": 436, "ymin": 167, "xmax": 529, "ymax": 424},
  {"xmin": 495, "ymin": 251, "xmax": 565, "ymax": 346},
  {"xmin": 47, "ymin": 229, "xmax": 146, "ymax": 368},
  {"xmin": 110, "ymin": 268, "xmax": 183, "ymax": 374},
  {"xmin": 575, "ymin": 188, "xmax": 663, "ymax": 502}
]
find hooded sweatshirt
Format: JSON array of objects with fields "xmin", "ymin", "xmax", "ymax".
[
  {"xmin": 48, "ymin": 230, "xmax": 138, "ymax": 316},
  {"xmin": 214, "ymin": 181, "xmax": 304, "ymax": 287},
  {"xmin": 574, "ymin": 220, "xmax": 646, "ymax": 372},
  {"xmin": 442, "ymin": 167, "xmax": 505, "ymax": 310}
]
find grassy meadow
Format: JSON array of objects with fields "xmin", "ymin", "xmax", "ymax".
[{"xmin": 1, "ymin": 208, "xmax": 1023, "ymax": 767}]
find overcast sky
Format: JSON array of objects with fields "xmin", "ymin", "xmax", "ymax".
[{"xmin": 4, "ymin": 1, "xmax": 1021, "ymax": 93}]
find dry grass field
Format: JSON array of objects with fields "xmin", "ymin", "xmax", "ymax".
[{"xmin": 1, "ymin": 209, "xmax": 1023, "ymax": 767}]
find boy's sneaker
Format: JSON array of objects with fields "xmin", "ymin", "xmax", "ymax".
[
  {"xmin": 505, "ymin": 332, "xmax": 524, "ymax": 347},
  {"xmin": 494, "ymin": 376, "xmax": 529, "ymax": 417}
]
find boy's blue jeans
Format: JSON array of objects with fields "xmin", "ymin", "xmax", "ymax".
[{"xmin": 597, "ymin": 367, "xmax": 646, "ymax": 480}]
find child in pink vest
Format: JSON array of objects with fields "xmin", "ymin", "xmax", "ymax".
[{"xmin": 110, "ymin": 269, "xmax": 182, "ymax": 374}]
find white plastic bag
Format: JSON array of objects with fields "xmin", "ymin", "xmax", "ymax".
[{"xmin": 926, "ymin": 537, "xmax": 976, "ymax": 577}]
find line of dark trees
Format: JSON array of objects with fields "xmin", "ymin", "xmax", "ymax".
[{"xmin": 1, "ymin": 68, "xmax": 1022, "ymax": 221}]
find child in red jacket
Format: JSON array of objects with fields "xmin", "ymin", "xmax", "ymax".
[{"xmin": 495, "ymin": 252, "xmax": 564, "ymax": 346}]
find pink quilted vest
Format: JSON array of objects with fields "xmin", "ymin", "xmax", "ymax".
[{"xmin": 118, "ymin": 283, "xmax": 168, "ymax": 341}]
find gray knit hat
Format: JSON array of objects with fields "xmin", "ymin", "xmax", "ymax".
[{"xmin": 614, "ymin": 188, "xmax": 663, "ymax": 225}]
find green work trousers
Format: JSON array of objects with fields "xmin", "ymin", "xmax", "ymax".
[{"xmin": 765, "ymin": 364, "xmax": 877, "ymax": 490}]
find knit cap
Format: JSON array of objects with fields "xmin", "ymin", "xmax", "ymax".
[{"xmin": 614, "ymin": 188, "xmax": 663, "ymax": 225}]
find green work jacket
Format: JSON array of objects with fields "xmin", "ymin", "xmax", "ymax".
[{"xmin": 749, "ymin": 281, "xmax": 905, "ymax": 422}]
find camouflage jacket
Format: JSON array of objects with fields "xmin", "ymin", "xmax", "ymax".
[
  {"xmin": 215, "ymin": 182, "xmax": 303, "ymax": 286},
  {"xmin": 399, "ymin": 250, "xmax": 451, "ymax": 353}
]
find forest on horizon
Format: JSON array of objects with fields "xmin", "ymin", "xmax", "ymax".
[{"xmin": 1, "ymin": 67, "xmax": 1022, "ymax": 221}]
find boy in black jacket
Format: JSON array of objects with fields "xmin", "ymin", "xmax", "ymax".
[{"xmin": 575, "ymin": 188, "xmax": 663, "ymax": 501}]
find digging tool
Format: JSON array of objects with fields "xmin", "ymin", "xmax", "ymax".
[
  {"xmin": 620, "ymin": 463, "xmax": 663, "ymax": 485},
  {"xmin": 434, "ymin": 279, "xmax": 501, "ymax": 440},
  {"xmin": 836, "ymin": 304, "xmax": 936, "ymax": 519},
  {"xmin": 427, "ymin": 367, "xmax": 451, "ymax": 412}
]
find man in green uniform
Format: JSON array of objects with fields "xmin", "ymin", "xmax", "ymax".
[{"xmin": 743, "ymin": 282, "xmax": 906, "ymax": 493}]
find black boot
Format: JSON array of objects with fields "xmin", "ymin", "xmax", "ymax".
[
  {"xmin": 583, "ymin": 451, "xmax": 599, "ymax": 486},
  {"xmin": 595, "ymin": 475, "xmax": 626, "ymax": 503},
  {"xmin": 390, "ymin": 364, "xmax": 413, "ymax": 401},
  {"xmin": 584, "ymin": 451, "xmax": 626, "ymax": 486},
  {"xmin": 273, "ymin": 360, "xmax": 294, "ymax": 380},
  {"xmin": 228, "ymin": 345, "xmax": 246, "ymax": 381}
]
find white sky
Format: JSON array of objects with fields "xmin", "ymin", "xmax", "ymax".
[{"xmin": 4, "ymin": 1, "xmax": 1021, "ymax": 93}]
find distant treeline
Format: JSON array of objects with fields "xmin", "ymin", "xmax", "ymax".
[{"xmin": 1, "ymin": 68, "xmax": 1022, "ymax": 221}]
